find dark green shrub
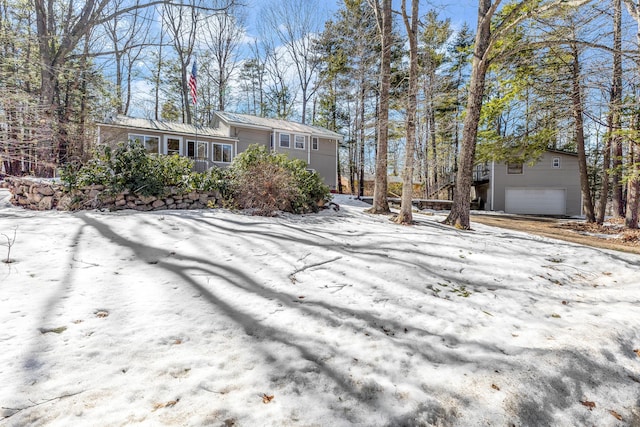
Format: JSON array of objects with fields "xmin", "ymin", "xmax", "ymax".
[
  {"xmin": 61, "ymin": 142, "xmax": 193, "ymax": 196},
  {"xmin": 61, "ymin": 142, "xmax": 330, "ymax": 214},
  {"xmin": 155, "ymin": 153, "xmax": 194, "ymax": 188},
  {"xmin": 186, "ymin": 166, "xmax": 234, "ymax": 202}
]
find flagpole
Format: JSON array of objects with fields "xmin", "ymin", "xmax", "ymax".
[
  {"xmin": 194, "ymin": 96, "xmax": 198, "ymax": 161},
  {"xmin": 189, "ymin": 56, "xmax": 198, "ymax": 167}
]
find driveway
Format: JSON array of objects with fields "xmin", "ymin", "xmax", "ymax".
[{"xmin": 470, "ymin": 212, "xmax": 640, "ymax": 255}]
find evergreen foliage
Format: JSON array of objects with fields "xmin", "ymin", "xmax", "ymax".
[{"xmin": 61, "ymin": 143, "xmax": 329, "ymax": 214}]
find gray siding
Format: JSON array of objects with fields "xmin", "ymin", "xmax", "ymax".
[
  {"xmin": 273, "ymin": 131, "xmax": 337, "ymax": 189},
  {"xmin": 98, "ymin": 124, "xmax": 236, "ymax": 166},
  {"xmin": 309, "ymin": 137, "xmax": 338, "ymax": 189},
  {"xmin": 234, "ymin": 127, "xmax": 270, "ymax": 153},
  {"xmin": 99, "ymin": 121, "xmax": 339, "ymax": 190},
  {"xmin": 490, "ymin": 151, "xmax": 581, "ymax": 215}
]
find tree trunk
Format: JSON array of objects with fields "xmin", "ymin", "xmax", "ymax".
[
  {"xmin": 358, "ymin": 80, "xmax": 366, "ymax": 198},
  {"xmin": 627, "ymin": 5, "xmax": 640, "ymax": 228},
  {"xmin": 597, "ymin": 118, "xmax": 612, "ymax": 223},
  {"xmin": 368, "ymin": 0, "xmax": 391, "ymax": 214},
  {"xmin": 570, "ymin": 43, "xmax": 595, "ymax": 222},
  {"xmin": 154, "ymin": 12, "xmax": 164, "ymax": 120},
  {"xmin": 626, "ymin": 134, "xmax": 640, "ymax": 228},
  {"xmin": 444, "ymin": 0, "xmax": 492, "ymax": 229},
  {"xmin": 396, "ymin": 0, "xmax": 418, "ymax": 224},
  {"xmin": 611, "ymin": 0, "xmax": 624, "ymax": 217}
]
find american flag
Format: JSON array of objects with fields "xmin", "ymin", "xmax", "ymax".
[{"xmin": 188, "ymin": 59, "xmax": 197, "ymax": 105}]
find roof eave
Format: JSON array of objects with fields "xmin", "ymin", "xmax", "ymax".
[{"xmin": 96, "ymin": 121, "xmax": 237, "ymax": 142}]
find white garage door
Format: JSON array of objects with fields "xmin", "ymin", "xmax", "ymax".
[{"xmin": 505, "ymin": 188, "xmax": 566, "ymax": 215}]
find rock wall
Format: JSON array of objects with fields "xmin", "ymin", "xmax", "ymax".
[{"xmin": 4, "ymin": 178, "xmax": 221, "ymax": 211}]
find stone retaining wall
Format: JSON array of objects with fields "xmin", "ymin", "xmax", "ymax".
[{"xmin": 4, "ymin": 177, "xmax": 221, "ymax": 211}]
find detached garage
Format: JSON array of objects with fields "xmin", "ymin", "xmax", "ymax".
[
  {"xmin": 505, "ymin": 187, "xmax": 567, "ymax": 215},
  {"xmin": 475, "ymin": 150, "xmax": 582, "ymax": 217}
]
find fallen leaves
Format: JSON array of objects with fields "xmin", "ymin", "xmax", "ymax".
[
  {"xmin": 262, "ymin": 393, "xmax": 274, "ymax": 404},
  {"xmin": 152, "ymin": 399, "xmax": 179, "ymax": 411},
  {"xmin": 580, "ymin": 400, "xmax": 595, "ymax": 410},
  {"xmin": 609, "ymin": 409, "xmax": 623, "ymax": 421},
  {"xmin": 491, "ymin": 384, "xmax": 500, "ymax": 391},
  {"xmin": 39, "ymin": 326, "xmax": 67, "ymax": 334},
  {"xmin": 633, "ymin": 349, "xmax": 640, "ymax": 358}
]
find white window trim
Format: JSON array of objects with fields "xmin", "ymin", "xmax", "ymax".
[
  {"xmin": 552, "ymin": 157, "xmax": 561, "ymax": 169},
  {"xmin": 186, "ymin": 140, "xmax": 208, "ymax": 159},
  {"xmin": 212, "ymin": 142, "xmax": 233, "ymax": 163},
  {"xmin": 294, "ymin": 135, "xmax": 305, "ymax": 150},
  {"xmin": 312, "ymin": 137, "xmax": 319, "ymax": 150},
  {"xmin": 279, "ymin": 133, "xmax": 290, "ymax": 148},
  {"xmin": 128, "ymin": 133, "xmax": 160, "ymax": 154},
  {"xmin": 164, "ymin": 135, "xmax": 183, "ymax": 156}
]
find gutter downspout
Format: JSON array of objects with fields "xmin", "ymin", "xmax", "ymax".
[
  {"xmin": 271, "ymin": 130, "xmax": 276, "ymax": 153},
  {"xmin": 490, "ymin": 160, "xmax": 495, "ymax": 211},
  {"xmin": 335, "ymin": 138, "xmax": 339, "ymax": 190}
]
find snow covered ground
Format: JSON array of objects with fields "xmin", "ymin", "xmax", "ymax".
[{"xmin": 1, "ymin": 190, "xmax": 639, "ymax": 426}]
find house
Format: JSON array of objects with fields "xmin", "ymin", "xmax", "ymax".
[
  {"xmin": 96, "ymin": 112, "xmax": 342, "ymax": 189},
  {"xmin": 473, "ymin": 150, "xmax": 582, "ymax": 216}
]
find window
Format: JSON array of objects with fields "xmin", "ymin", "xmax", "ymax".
[
  {"xmin": 270, "ymin": 133, "xmax": 274, "ymax": 149},
  {"xmin": 129, "ymin": 134, "xmax": 159, "ymax": 154},
  {"xmin": 213, "ymin": 143, "xmax": 232, "ymax": 163},
  {"xmin": 294, "ymin": 135, "xmax": 305, "ymax": 150},
  {"xmin": 167, "ymin": 137, "xmax": 181, "ymax": 156},
  {"xmin": 552, "ymin": 157, "xmax": 561, "ymax": 168},
  {"xmin": 507, "ymin": 163, "xmax": 523, "ymax": 174},
  {"xmin": 187, "ymin": 140, "xmax": 207, "ymax": 159},
  {"xmin": 312, "ymin": 137, "xmax": 319, "ymax": 150},
  {"xmin": 279, "ymin": 133, "xmax": 290, "ymax": 148}
]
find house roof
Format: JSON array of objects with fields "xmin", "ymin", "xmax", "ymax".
[
  {"xmin": 214, "ymin": 111, "xmax": 343, "ymax": 140},
  {"xmin": 547, "ymin": 148, "xmax": 578, "ymax": 157},
  {"xmin": 98, "ymin": 114, "xmax": 232, "ymax": 139}
]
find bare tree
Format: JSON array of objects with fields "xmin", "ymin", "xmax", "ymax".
[
  {"xmin": 610, "ymin": 0, "xmax": 625, "ymax": 218},
  {"xmin": 163, "ymin": 1, "xmax": 201, "ymax": 124},
  {"xmin": 396, "ymin": 0, "xmax": 419, "ymax": 224},
  {"xmin": 569, "ymin": 40, "xmax": 596, "ymax": 222},
  {"xmin": 256, "ymin": 24, "xmax": 297, "ymax": 119},
  {"xmin": 261, "ymin": 0, "xmax": 322, "ymax": 124},
  {"xmin": 622, "ymin": 0, "xmax": 640, "ymax": 227},
  {"xmin": 367, "ymin": 0, "xmax": 391, "ymax": 214},
  {"xmin": 33, "ymin": 0, "xmax": 236, "ymax": 161},
  {"xmin": 202, "ymin": 5, "xmax": 245, "ymax": 112},
  {"xmin": 103, "ymin": 0, "xmax": 152, "ymax": 115}
]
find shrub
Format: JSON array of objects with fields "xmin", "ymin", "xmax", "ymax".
[
  {"xmin": 186, "ymin": 166, "xmax": 234, "ymax": 203},
  {"xmin": 230, "ymin": 145, "xmax": 330, "ymax": 214},
  {"xmin": 234, "ymin": 161, "xmax": 299, "ymax": 215},
  {"xmin": 61, "ymin": 142, "xmax": 194, "ymax": 196},
  {"xmin": 61, "ymin": 142, "xmax": 330, "ymax": 214}
]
